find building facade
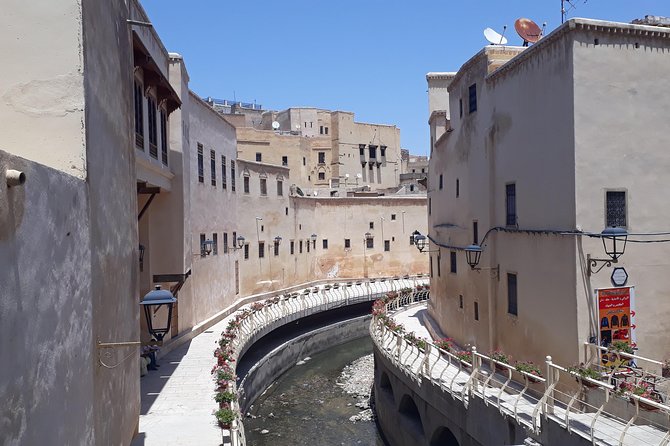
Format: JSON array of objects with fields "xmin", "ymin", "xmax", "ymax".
[{"xmin": 427, "ymin": 18, "xmax": 670, "ymax": 369}]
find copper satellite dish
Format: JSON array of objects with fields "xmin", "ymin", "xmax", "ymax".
[{"xmin": 515, "ymin": 18, "xmax": 543, "ymax": 46}]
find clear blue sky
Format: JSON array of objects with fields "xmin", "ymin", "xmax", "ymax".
[{"xmin": 142, "ymin": 1, "xmax": 668, "ymax": 156}]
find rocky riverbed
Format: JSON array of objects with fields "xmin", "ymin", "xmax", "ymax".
[{"xmin": 337, "ymin": 353, "xmax": 374, "ymax": 423}]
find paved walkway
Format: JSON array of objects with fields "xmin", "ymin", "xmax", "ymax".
[{"xmin": 131, "ymin": 320, "xmax": 227, "ymax": 446}]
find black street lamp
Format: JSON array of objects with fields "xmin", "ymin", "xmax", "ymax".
[
  {"xmin": 233, "ymin": 235, "xmax": 245, "ymax": 250},
  {"xmin": 587, "ymin": 227, "xmax": 628, "ymax": 276},
  {"xmin": 139, "ymin": 285, "xmax": 177, "ymax": 342},
  {"xmin": 412, "ymin": 230, "xmax": 427, "ymax": 252},
  {"xmin": 464, "ymin": 244, "xmax": 483, "ymax": 269}
]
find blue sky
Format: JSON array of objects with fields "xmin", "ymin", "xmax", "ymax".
[{"xmin": 143, "ymin": 1, "xmax": 669, "ymax": 156}]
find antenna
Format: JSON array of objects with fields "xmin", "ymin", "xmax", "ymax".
[
  {"xmin": 562, "ymin": 0, "xmax": 588, "ymax": 24},
  {"xmin": 484, "ymin": 26, "xmax": 508, "ymax": 45},
  {"xmin": 514, "ymin": 18, "xmax": 543, "ymax": 47}
]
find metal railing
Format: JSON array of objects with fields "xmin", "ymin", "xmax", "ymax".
[
  {"xmin": 214, "ymin": 276, "xmax": 429, "ymax": 446},
  {"xmin": 371, "ymin": 297, "xmax": 670, "ymax": 446}
]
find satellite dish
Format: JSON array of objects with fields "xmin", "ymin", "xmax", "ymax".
[
  {"xmin": 484, "ymin": 26, "xmax": 508, "ymax": 45},
  {"xmin": 356, "ymin": 173, "xmax": 362, "ymax": 179},
  {"xmin": 515, "ymin": 18, "xmax": 543, "ymax": 46},
  {"xmin": 345, "ymin": 173, "xmax": 350, "ymax": 178},
  {"xmin": 272, "ymin": 121, "xmax": 280, "ymax": 130}
]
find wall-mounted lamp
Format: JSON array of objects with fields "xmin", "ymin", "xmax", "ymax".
[
  {"xmin": 274, "ymin": 236, "xmax": 283, "ymax": 245},
  {"xmin": 364, "ymin": 232, "xmax": 373, "ymax": 241},
  {"xmin": 139, "ymin": 244, "xmax": 145, "ymax": 272},
  {"xmin": 233, "ymin": 235, "xmax": 246, "ymax": 250},
  {"xmin": 201, "ymin": 239, "xmax": 214, "ymax": 256},
  {"xmin": 310, "ymin": 233, "xmax": 317, "ymax": 242},
  {"xmin": 139, "ymin": 285, "xmax": 177, "ymax": 342},
  {"xmin": 464, "ymin": 243, "xmax": 499, "ymax": 279},
  {"xmin": 588, "ymin": 227, "xmax": 628, "ymax": 275}
]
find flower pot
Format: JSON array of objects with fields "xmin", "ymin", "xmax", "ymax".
[
  {"xmin": 495, "ymin": 364, "xmax": 508, "ymax": 373},
  {"xmin": 527, "ymin": 375, "xmax": 542, "ymax": 384},
  {"xmin": 631, "ymin": 397, "xmax": 660, "ymax": 412},
  {"xmin": 578, "ymin": 379, "xmax": 600, "ymax": 389},
  {"xmin": 662, "ymin": 367, "xmax": 670, "ymax": 378}
]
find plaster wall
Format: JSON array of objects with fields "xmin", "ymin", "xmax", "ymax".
[
  {"xmin": 572, "ymin": 27, "xmax": 670, "ymax": 360},
  {"xmin": 427, "ymin": 72, "xmax": 456, "ymax": 118},
  {"xmin": 0, "ymin": 0, "xmax": 86, "ymax": 178}
]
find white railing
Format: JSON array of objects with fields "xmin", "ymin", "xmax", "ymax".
[
  {"xmin": 371, "ymin": 297, "xmax": 670, "ymax": 446},
  {"xmin": 214, "ymin": 276, "xmax": 429, "ymax": 446}
]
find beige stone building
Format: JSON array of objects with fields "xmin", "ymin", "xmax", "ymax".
[{"xmin": 427, "ymin": 18, "xmax": 670, "ymax": 370}]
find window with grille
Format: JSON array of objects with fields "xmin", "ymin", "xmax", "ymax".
[
  {"xmin": 299, "ymin": 240, "xmax": 303, "ymax": 254},
  {"xmin": 244, "ymin": 244, "xmax": 249, "ymax": 260},
  {"xmin": 290, "ymin": 240, "xmax": 295, "ymax": 255},
  {"xmin": 212, "ymin": 233, "xmax": 218, "ymax": 255},
  {"xmin": 199, "ymin": 233, "xmax": 206, "ymax": 258},
  {"xmin": 210, "ymin": 150, "xmax": 216, "ymax": 186},
  {"xmin": 243, "ymin": 176, "xmax": 250, "ymax": 194},
  {"xmin": 322, "ymin": 239, "xmax": 328, "ymax": 249},
  {"xmin": 274, "ymin": 240, "xmax": 280, "ymax": 256},
  {"xmin": 260, "ymin": 178, "xmax": 267, "ymax": 196},
  {"xmin": 318, "ymin": 152, "xmax": 325, "ymax": 164},
  {"xmin": 468, "ymin": 83, "xmax": 477, "ymax": 113},
  {"xmin": 256, "ymin": 152, "xmax": 262, "ymax": 162},
  {"xmin": 222, "ymin": 155, "xmax": 227, "ymax": 189},
  {"xmin": 384, "ymin": 240, "xmax": 390, "ymax": 252},
  {"xmin": 277, "ymin": 180, "xmax": 283, "ymax": 196},
  {"xmin": 160, "ymin": 110, "xmax": 168, "ymax": 165},
  {"xmin": 506, "ymin": 183, "xmax": 516, "ymax": 226},
  {"xmin": 318, "ymin": 172, "xmax": 325, "ymax": 181},
  {"xmin": 134, "ymin": 81, "xmax": 144, "ymax": 149},
  {"xmin": 148, "ymin": 96, "xmax": 158, "ymax": 158},
  {"xmin": 450, "ymin": 251, "xmax": 457, "ymax": 273},
  {"xmin": 230, "ymin": 161, "xmax": 236, "ymax": 191},
  {"xmin": 223, "ymin": 233, "xmax": 228, "ymax": 254},
  {"xmin": 258, "ymin": 241, "xmax": 265, "ymax": 258},
  {"xmin": 366, "ymin": 237, "xmax": 374, "ymax": 249},
  {"xmin": 508, "ymin": 273, "xmax": 518, "ymax": 316},
  {"xmin": 344, "ymin": 239, "xmax": 351, "ymax": 249},
  {"xmin": 606, "ymin": 191, "xmax": 626, "ymax": 228},
  {"xmin": 197, "ymin": 144, "xmax": 204, "ymax": 183}
]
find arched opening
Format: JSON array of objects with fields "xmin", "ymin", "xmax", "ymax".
[
  {"xmin": 398, "ymin": 394, "xmax": 424, "ymax": 436},
  {"xmin": 379, "ymin": 371, "xmax": 395, "ymax": 403},
  {"xmin": 430, "ymin": 426, "xmax": 460, "ymax": 446}
]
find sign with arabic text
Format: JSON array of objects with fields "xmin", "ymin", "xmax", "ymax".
[{"xmin": 596, "ymin": 286, "xmax": 635, "ymax": 368}]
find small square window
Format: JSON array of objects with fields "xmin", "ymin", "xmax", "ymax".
[
  {"xmin": 366, "ymin": 237, "xmax": 374, "ymax": 249},
  {"xmin": 369, "ymin": 222, "xmax": 374, "ymax": 230},
  {"xmin": 256, "ymin": 152, "xmax": 262, "ymax": 162},
  {"xmin": 391, "ymin": 214, "xmax": 396, "ymax": 221},
  {"xmin": 322, "ymin": 239, "xmax": 328, "ymax": 249},
  {"xmin": 282, "ymin": 156, "xmax": 288, "ymax": 166},
  {"xmin": 344, "ymin": 238, "xmax": 351, "ymax": 249},
  {"xmin": 318, "ymin": 172, "xmax": 325, "ymax": 181}
]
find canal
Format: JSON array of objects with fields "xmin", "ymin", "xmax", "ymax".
[{"xmin": 244, "ymin": 336, "xmax": 384, "ymax": 445}]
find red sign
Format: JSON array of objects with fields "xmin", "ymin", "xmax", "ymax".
[{"xmin": 597, "ymin": 287, "xmax": 635, "ymax": 367}]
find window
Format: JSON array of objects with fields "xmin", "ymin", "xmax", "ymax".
[
  {"xmin": 274, "ymin": 240, "xmax": 280, "ymax": 256},
  {"xmin": 369, "ymin": 145, "xmax": 377, "ymax": 160},
  {"xmin": 312, "ymin": 239, "xmax": 316, "ymax": 249},
  {"xmin": 282, "ymin": 156, "xmax": 288, "ymax": 166},
  {"xmin": 212, "ymin": 233, "xmax": 218, "ymax": 255},
  {"xmin": 290, "ymin": 240, "xmax": 295, "ymax": 255},
  {"xmin": 232, "ymin": 231, "xmax": 237, "ymax": 249},
  {"xmin": 359, "ymin": 144, "xmax": 366, "ymax": 157},
  {"xmin": 429, "ymin": 256, "xmax": 433, "ymax": 277},
  {"xmin": 429, "ymin": 198, "xmax": 431, "ymax": 215},
  {"xmin": 223, "ymin": 232, "xmax": 229, "ymax": 254},
  {"xmin": 473, "ymin": 221, "xmax": 478, "ymax": 244},
  {"xmin": 303, "ymin": 157, "xmax": 306, "ymax": 166},
  {"xmin": 243, "ymin": 176, "xmax": 250, "ymax": 194},
  {"xmin": 231, "ymin": 161, "xmax": 236, "ymax": 191},
  {"xmin": 410, "ymin": 185, "xmax": 415, "ymax": 192},
  {"xmin": 468, "ymin": 83, "xmax": 477, "ymax": 113},
  {"xmin": 210, "ymin": 150, "xmax": 216, "ymax": 186},
  {"xmin": 325, "ymin": 127, "xmax": 328, "ymax": 135},
  {"xmin": 366, "ymin": 237, "xmax": 374, "ymax": 249},
  {"xmin": 384, "ymin": 240, "xmax": 390, "ymax": 252},
  {"xmin": 199, "ymin": 233, "xmax": 206, "ymax": 257},
  {"xmin": 134, "ymin": 81, "xmax": 144, "ymax": 148},
  {"xmin": 197, "ymin": 144, "xmax": 204, "ymax": 183},
  {"xmin": 256, "ymin": 152, "xmax": 262, "ymax": 162},
  {"xmin": 320, "ymin": 125, "xmax": 324, "ymax": 134},
  {"xmin": 506, "ymin": 183, "xmax": 516, "ymax": 226},
  {"xmin": 244, "ymin": 243, "xmax": 249, "ymax": 260},
  {"xmin": 318, "ymin": 152, "xmax": 325, "ymax": 164},
  {"xmin": 507, "ymin": 273, "xmax": 518, "ymax": 316},
  {"xmin": 344, "ymin": 238, "xmax": 351, "ymax": 249},
  {"xmin": 307, "ymin": 240, "xmax": 310, "ymax": 253},
  {"xmin": 318, "ymin": 172, "xmax": 325, "ymax": 181},
  {"xmin": 437, "ymin": 254, "xmax": 441, "ymax": 276},
  {"xmin": 369, "ymin": 222, "xmax": 374, "ymax": 230},
  {"xmin": 456, "ymin": 178, "xmax": 459, "ymax": 198},
  {"xmin": 285, "ymin": 207, "xmax": 289, "ymax": 216},
  {"xmin": 606, "ymin": 191, "xmax": 626, "ymax": 228},
  {"xmin": 459, "ymin": 98, "xmax": 463, "ymax": 118},
  {"xmin": 258, "ymin": 241, "xmax": 265, "ymax": 258},
  {"xmin": 459, "ymin": 295, "xmax": 463, "ymax": 309},
  {"xmin": 277, "ymin": 179, "xmax": 283, "ymax": 196},
  {"xmin": 322, "ymin": 239, "xmax": 328, "ymax": 249},
  {"xmin": 474, "ymin": 301, "xmax": 479, "ymax": 321},
  {"xmin": 450, "ymin": 251, "xmax": 457, "ymax": 273},
  {"xmin": 391, "ymin": 214, "xmax": 396, "ymax": 221},
  {"xmin": 260, "ymin": 178, "xmax": 267, "ymax": 196},
  {"xmin": 160, "ymin": 110, "xmax": 168, "ymax": 165},
  {"xmin": 298, "ymin": 240, "xmax": 303, "ymax": 253},
  {"xmin": 439, "ymin": 174, "xmax": 443, "ymax": 190},
  {"xmin": 380, "ymin": 146, "xmax": 386, "ymax": 158},
  {"xmin": 222, "ymin": 155, "xmax": 227, "ymax": 189},
  {"xmin": 148, "ymin": 96, "xmax": 158, "ymax": 158}
]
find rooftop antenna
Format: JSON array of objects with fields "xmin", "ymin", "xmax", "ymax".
[
  {"xmin": 562, "ymin": 0, "xmax": 588, "ymax": 24},
  {"xmin": 484, "ymin": 26, "xmax": 508, "ymax": 45},
  {"xmin": 514, "ymin": 18, "xmax": 543, "ymax": 47}
]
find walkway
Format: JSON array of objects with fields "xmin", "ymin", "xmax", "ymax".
[
  {"xmin": 131, "ymin": 321, "xmax": 225, "ymax": 446},
  {"xmin": 382, "ymin": 303, "xmax": 670, "ymax": 446}
]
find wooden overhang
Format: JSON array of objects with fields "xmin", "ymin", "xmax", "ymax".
[{"xmin": 132, "ymin": 32, "xmax": 181, "ymax": 114}]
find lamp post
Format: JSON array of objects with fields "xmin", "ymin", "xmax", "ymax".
[
  {"xmin": 587, "ymin": 227, "xmax": 628, "ymax": 275},
  {"xmin": 233, "ymin": 235, "xmax": 245, "ymax": 250},
  {"xmin": 139, "ymin": 285, "xmax": 177, "ymax": 343},
  {"xmin": 310, "ymin": 233, "xmax": 317, "ymax": 250},
  {"xmin": 201, "ymin": 239, "xmax": 214, "ymax": 256}
]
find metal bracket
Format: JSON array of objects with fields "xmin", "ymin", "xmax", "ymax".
[
  {"xmin": 473, "ymin": 264, "xmax": 500, "ymax": 281},
  {"xmin": 587, "ymin": 254, "xmax": 615, "ymax": 276},
  {"xmin": 96, "ymin": 340, "xmax": 141, "ymax": 369}
]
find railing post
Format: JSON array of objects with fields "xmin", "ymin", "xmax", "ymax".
[
  {"xmin": 545, "ymin": 355, "xmax": 554, "ymax": 415},
  {"xmin": 471, "ymin": 346, "xmax": 479, "ymax": 392},
  {"xmin": 423, "ymin": 343, "xmax": 431, "ymax": 376},
  {"xmin": 396, "ymin": 333, "xmax": 402, "ymax": 362}
]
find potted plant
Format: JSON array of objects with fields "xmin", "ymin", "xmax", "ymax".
[
  {"xmin": 515, "ymin": 361, "xmax": 543, "ymax": 383},
  {"xmin": 215, "ymin": 406, "xmax": 237, "ymax": 429},
  {"xmin": 489, "ymin": 350, "xmax": 510, "ymax": 372},
  {"xmin": 609, "ymin": 340, "xmax": 634, "ymax": 354},
  {"xmin": 620, "ymin": 381, "xmax": 662, "ymax": 411},
  {"xmin": 434, "ymin": 338, "xmax": 453, "ymax": 353},
  {"xmin": 455, "ymin": 350, "xmax": 472, "ymax": 366},
  {"xmin": 214, "ymin": 390, "xmax": 237, "ymax": 407},
  {"xmin": 567, "ymin": 364, "xmax": 603, "ymax": 388}
]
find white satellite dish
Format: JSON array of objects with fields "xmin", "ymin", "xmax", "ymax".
[
  {"xmin": 272, "ymin": 121, "xmax": 280, "ymax": 130},
  {"xmin": 356, "ymin": 173, "xmax": 362, "ymax": 179},
  {"xmin": 345, "ymin": 173, "xmax": 350, "ymax": 178},
  {"xmin": 484, "ymin": 26, "xmax": 508, "ymax": 45}
]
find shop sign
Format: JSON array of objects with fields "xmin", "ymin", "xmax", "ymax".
[{"xmin": 597, "ymin": 286, "xmax": 635, "ymax": 368}]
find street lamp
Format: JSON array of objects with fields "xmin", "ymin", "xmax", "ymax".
[
  {"xmin": 201, "ymin": 239, "xmax": 214, "ymax": 256},
  {"xmin": 311, "ymin": 233, "xmax": 317, "ymax": 249},
  {"xmin": 234, "ymin": 235, "xmax": 246, "ymax": 250},
  {"xmin": 464, "ymin": 244, "xmax": 483, "ymax": 269},
  {"xmin": 412, "ymin": 230, "xmax": 427, "ymax": 252},
  {"xmin": 139, "ymin": 285, "xmax": 177, "ymax": 343},
  {"xmin": 588, "ymin": 227, "xmax": 628, "ymax": 275},
  {"xmin": 274, "ymin": 236, "xmax": 283, "ymax": 245}
]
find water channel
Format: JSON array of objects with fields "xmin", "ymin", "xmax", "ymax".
[{"xmin": 244, "ymin": 336, "xmax": 385, "ymax": 445}]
